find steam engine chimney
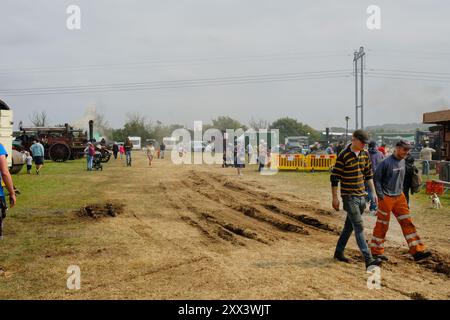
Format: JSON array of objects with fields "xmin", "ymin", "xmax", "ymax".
[{"xmin": 89, "ymin": 120, "xmax": 94, "ymax": 142}]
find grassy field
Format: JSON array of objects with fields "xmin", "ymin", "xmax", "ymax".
[
  {"xmin": 0, "ymin": 155, "xmax": 448, "ymax": 299},
  {"xmin": 0, "ymin": 159, "xmax": 115, "ymax": 298}
]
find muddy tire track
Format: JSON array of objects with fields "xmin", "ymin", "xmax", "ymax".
[
  {"xmin": 188, "ymin": 171, "xmax": 336, "ymax": 234},
  {"xmin": 260, "ymin": 204, "xmax": 338, "ymax": 234}
]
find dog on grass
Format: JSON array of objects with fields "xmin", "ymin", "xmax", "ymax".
[{"xmin": 431, "ymin": 193, "xmax": 442, "ymax": 209}]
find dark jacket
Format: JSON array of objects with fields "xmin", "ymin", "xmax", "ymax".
[
  {"xmin": 404, "ymin": 154, "xmax": 415, "ymax": 190},
  {"xmin": 368, "ymin": 147, "xmax": 384, "ymax": 173},
  {"xmin": 125, "ymin": 141, "xmax": 133, "ymax": 152}
]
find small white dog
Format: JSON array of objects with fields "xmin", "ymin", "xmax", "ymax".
[{"xmin": 431, "ymin": 193, "xmax": 442, "ymax": 209}]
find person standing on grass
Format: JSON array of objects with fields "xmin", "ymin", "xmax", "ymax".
[
  {"xmin": 370, "ymin": 140, "xmax": 432, "ymax": 262},
  {"xmin": 367, "ymin": 141, "xmax": 385, "ymax": 215},
  {"xmin": 0, "ymin": 142, "xmax": 16, "ymax": 240},
  {"xmin": 124, "ymin": 138, "xmax": 133, "ymax": 167},
  {"xmin": 235, "ymin": 139, "xmax": 246, "ymax": 176},
  {"xmin": 325, "ymin": 144, "xmax": 334, "ymax": 155},
  {"xmin": 378, "ymin": 144, "xmax": 387, "ymax": 156},
  {"xmin": 420, "ymin": 143, "xmax": 435, "ymax": 176},
  {"xmin": 146, "ymin": 143, "xmax": 156, "ymax": 167},
  {"xmin": 84, "ymin": 142, "xmax": 95, "ymax": 171},
  {"xmin": 159, "ymin": 142, "xmax": 166, "ymax": 159},
  {"xmin": 247, "ymin": 142, "xmax": 254, "ymax": 164},
  {"xmin": 258, "ymin": 140, "xmax": 267, "ymax": 172},
  {"xmin": 30, "ymin": 139, "xmax": 45, "ymax": 175},
  {"xmin": 330, "ymin": 130, "xmax": 382, "ymax": 269},
  {"xmin": 119, "ymin": 144, "xmax": 125, "ymax": 160},
  {"xmin": 334, "ymin": 141, "xmax": 344, "ymax": 156},
  {"xmin": 25, "ymin": 151, "xmax": 33, "ymax": 174},
  {"xmin": 112, "ymin": 142, "xmax": 119, "ymax": 160}
]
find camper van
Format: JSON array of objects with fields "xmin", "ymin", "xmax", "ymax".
[
  {"xmin": 163, "ymin": 136, "xmax": 179, "ymax": 150},
  {"xmin": 128, "ymin": 136, "xmax": 141, "ymax": 150}
]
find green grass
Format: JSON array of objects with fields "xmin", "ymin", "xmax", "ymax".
[
  {"xmin": 0, "ymin": 159, "xmax": 113, "ymax": 298},
  {"xmin": 11, "ymin": 159, "xmax": 103, "ymax": 211}
]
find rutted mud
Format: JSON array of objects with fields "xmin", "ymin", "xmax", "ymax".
[
  {"xmin": 261, "ymin": 204, "xmax": 337, "ymax": 233},
  {"xmin": 163, "ymin": 170, "xmax": 346, "ymax": 248},
  {"xmin": 164, "ymin": 168, "xmax": 450, "ymax": 285},
  {"xmin": 231, "ymin": 204, "xmax": 309, "ymax": 235},
  {"xmin": 77, "ymin": 202, "xmax": 125, "ymax": 219},
  {"xmin": 417, "ymin": 250, "xmax": 450, "ymax": 277}
]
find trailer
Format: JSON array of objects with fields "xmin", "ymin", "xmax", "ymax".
[
  {"xmin": 128, "ymin": 136, "xmax": 141, "ymax": 150},
  {"xmin": 0, "ymin": 99, "xmax": 26, "ymax": 174}
]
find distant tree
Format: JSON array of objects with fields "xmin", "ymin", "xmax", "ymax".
[
  {"xmin": 248, "ymin": 118, "xmax": 270, "ymax": 130},
  {"xmin": 29, "ymin": 111, "xmax": 48, "ymax": 127},
  {"xmin": 270, "ymin": 117, "xmax": 319, "ymax": 143},
  {"xmin": 211, "ymin": 116, "xmax": 247, "ymax": 132},
  {"xmin": 149, "ymin": 122, "xmax": 184, "ymax": 143},
  {"xmin": 121, "ymin": 112, "xmax": 152, "ymax": 141},
  {"xmin": 111, "ymin": 128, "xmax": 126, "ymax": 142}
]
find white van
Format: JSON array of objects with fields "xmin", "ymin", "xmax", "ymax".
[
  {"xmin": 163, "ymin": 137, "xmax": 178, "ymax": 150},
  {"xmin": 128, "ymin": 136, "xmax": 141, "ymax": 150}
]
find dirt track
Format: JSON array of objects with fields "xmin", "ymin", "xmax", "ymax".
[
  {"xmin": 3, "ymin": 153, "xmax": 447, "ymax": 299},
  {"xmin": 60, "ymin": 152, "xmax": 447, "ymax": 300}
]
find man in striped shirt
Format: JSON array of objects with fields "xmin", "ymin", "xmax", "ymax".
[{"xmin": 330, "ymin": 130, "xmax": 382, "ymax": 269}]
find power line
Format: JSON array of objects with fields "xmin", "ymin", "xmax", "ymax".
[
  {"xmin": 369, "ymin": 68, "xmax": 450, "ymax": 77},
  {"xmin": 368, "ymin": 49, "xmax": 450, "ymax": 56},
  {"xmin": 0, "ymin": 69, "xmax": 351, "ymax": 93},
  {"xmin": 0, "ymin": 69, "xmax": 352, "ymax": 93},
  {"xmin": 0, "ymin": 73, "xmax": 351, "ymax": 96},
  {"xmin": 366, "ymin": 74, "xmax": 450, "ymax": 83},
  {"xmin": 0, "ymin": 51, "xmax": 351, "ymax": 75}
]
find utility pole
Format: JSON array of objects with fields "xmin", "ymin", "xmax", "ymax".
[
  {"xmin": 353, "ymin": 46, "xmax": 365, "ymax": 130},
  {"xmin": 345, "ymin": 116, "xmax": 350, "ymax": 145}
]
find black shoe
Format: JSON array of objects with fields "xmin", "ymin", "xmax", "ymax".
[
  {"xmin": 334, "ymin": 252, "xmax": 350, "ymax": 263},
  {"xmin": 365, "ymin": 258, "xmax": 382, "ymax": 269},
  {"xmin": 413, "ymin": 251, "xmax": 432, "ymax": 262},
  {"xmin": 373, "ymin": 254, "xmax": 389, "ymax": 261}
]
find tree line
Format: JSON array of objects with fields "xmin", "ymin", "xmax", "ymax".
[{"xmin": 29, "ymin": 110, "xmax": 321, "ymax": 144}]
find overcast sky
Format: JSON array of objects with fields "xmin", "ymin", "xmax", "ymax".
[{"xmin": 1, "ymin": 0, "xmax": 449, "ymax": 131}]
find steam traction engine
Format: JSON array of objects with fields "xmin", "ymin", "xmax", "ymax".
[{"xmin": 15, "ymin": 124, "xmax": 88, "ymax": 162}]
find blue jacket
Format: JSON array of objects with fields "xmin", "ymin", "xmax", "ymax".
[
  {"xmin": 0, "ymin": 143, "xmax": 8, "ymax": 197},
  {"xmin": 369, "ymin": 147, "xmax": 384, "ymax": 173},
  {"xmin": 374, "ymin": 155, "xmax": 405, "ymax": 198},
  {"xmin": 30, "ymin": 143, "xmax": 45, "ymax": 157}
]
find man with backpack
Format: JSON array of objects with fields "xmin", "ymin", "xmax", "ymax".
[
  {"xmin": 403, "ymin": 153, "xmax": 421, "ymax": 205},
  {"xmin": 370, "ymin": 140, "xmax": 431, "ymax": 262}
]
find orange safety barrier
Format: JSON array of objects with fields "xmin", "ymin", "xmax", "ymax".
[
  {"xmin": 277, "ymin": 154, "xmax": 305, "ymax": 170},
  {"xmin": 307, "ymin": 154, "xmax": 337, "ymax": 172},
  {"xmin": 276, "ymin": 154, "xmax": 336, "ymax": 171}
]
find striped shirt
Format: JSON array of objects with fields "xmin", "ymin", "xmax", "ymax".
[{"xmin": 330, "ymin": 145, "xmax": 373, "ymax": 196}]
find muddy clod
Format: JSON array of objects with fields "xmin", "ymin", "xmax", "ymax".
[{"xmin": 78, "ymin": 202, "xmax": 125, "ymax": 219}]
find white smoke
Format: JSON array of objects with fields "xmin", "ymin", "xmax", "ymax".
[{"xmin": 72, "ymin": 104, "xmax": 112, "ymax": 140}]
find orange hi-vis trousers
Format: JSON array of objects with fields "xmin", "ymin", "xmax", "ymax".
[{"xmin": 370, "ymin": 193, "xmax": 425, "ymax": 255}]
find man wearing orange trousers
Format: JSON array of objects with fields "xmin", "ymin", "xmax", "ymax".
[{"xmin": 371, "ymin": 140, "xmax": 432, "ymax": 262}]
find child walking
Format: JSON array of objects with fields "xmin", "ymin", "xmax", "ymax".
[{"xmin": 25, "ymin": 152, "xmax": 33, "ymax": 174}]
